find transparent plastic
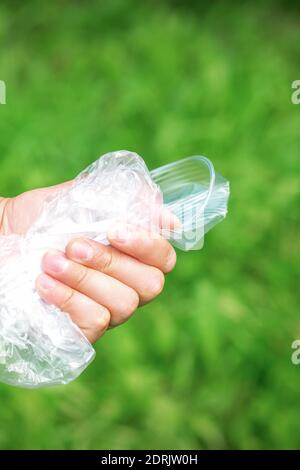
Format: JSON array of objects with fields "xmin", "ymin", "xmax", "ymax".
[
  {"xmin": 151, "ymin": 156, "xmax": 229, "ymax": 250},
  {"xmin": 0, "ymin": 150, "xmax": 229, "ymax": 388}
]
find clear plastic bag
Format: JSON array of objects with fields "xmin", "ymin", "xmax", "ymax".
[{"xmin": 0, "ymin": 150, "xmax": 229, "ymax": 388}]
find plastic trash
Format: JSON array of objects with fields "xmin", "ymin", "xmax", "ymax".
[{"xmin": 0, "ymin": 150, "xmax": 229, "ymax": 388}]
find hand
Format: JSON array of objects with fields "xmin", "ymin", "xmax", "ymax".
[{"xmin": 0, "ymin": 185, "xmax": 177, "ymax": 343}]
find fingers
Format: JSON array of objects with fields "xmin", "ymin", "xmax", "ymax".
[
  {"xmin": 35, "ymin": 273, "xmax": 110, "ymax": 343},
  {"xmin": 37, "ymin": 213, "xmax": 178, "ymax": 341},
  {"xmin": 107, "ymin": 224, "xmax": 177, "ymax": 273},
  {"xmin": 41, "ymin": 250, "xmax": 139, "ymax": 327},
  {"xmin": 66, "ymin": 239, "xmax": 165, "ymax": 305}
]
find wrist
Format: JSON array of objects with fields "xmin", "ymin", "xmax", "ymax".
[{"xmin": 0, "ymin": 197, "xmax": 9, "ymax": 234}]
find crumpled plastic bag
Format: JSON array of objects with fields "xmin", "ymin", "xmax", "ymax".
[{"xmin": 0, "ymin": 150, "xmax": 229, "ymax": 388}]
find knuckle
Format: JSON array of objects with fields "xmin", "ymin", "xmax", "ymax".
[
  {"xmin": 129, "ymin": 290, "xmax": 140, "ymax": 313},
  {"xmin": 119, "ymin": 289, "xmax": 139, "ymax": 319},
  {"xmin": 146, "ymin": 269, "xmax": 165, "ymax": 299},
  {"xmin": 163, "ymin": 246, "xmax": 177, "ymax": 273},
  {"xmin": 73, "ymin": 265, "xmax": 90, "ymax": 290},
  {"xmin": 93, "ymin": 308, "xmax": 111, "ymax": 334},
  {"xmin": 60, "ymin": 288, "xmax": 75, "ymax": 312},
  {"xmin": 87, "ymin": 308, "xmax": 111, "ymax": 343},
  {"xmin": 93, "ymin": 247, "xmax": 114, "ymax": 273}
]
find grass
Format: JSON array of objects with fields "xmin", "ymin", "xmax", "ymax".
[{"xmin": 0, "ymin": 0, "xmax": 299, "ymax": 449}]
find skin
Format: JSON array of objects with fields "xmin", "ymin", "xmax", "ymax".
[{"xmin": 0, "ymin": 184, "xmax": 177, "ymax": 343}]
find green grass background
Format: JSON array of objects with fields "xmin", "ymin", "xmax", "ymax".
[{"xmin": 0, "ymin": 0, "xmax": 299, "ymax": 449}]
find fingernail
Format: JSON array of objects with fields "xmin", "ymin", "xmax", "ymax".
[
  {"xmin": 44, "ymin": 252, "xmax": 69, "ymax": 274},
  {"xmin": 70, "ymin": 240, "xmax": 94, "ymax": 261},
  {"xmin": 37, "ymin": 274, "xmax": 56, "ymax": 291}
]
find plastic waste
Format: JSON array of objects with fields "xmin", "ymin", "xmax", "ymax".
[{"xmin": 0, "ymin": 150, "xmax": 229, "ymax": 388}]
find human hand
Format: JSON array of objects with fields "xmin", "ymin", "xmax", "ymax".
[{"xmin": 0, "ymin": 184, "xmax": 177, "ymax": 343}]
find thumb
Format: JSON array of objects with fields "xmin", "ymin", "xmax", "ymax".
[{"xmin": 1, "ymin": 181, "xmax": 73, "ymax": 235}]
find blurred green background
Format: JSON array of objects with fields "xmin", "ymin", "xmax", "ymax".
[{"xmin": 0, "ymin": 0, "xmax": 299, "ymax": 450}]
